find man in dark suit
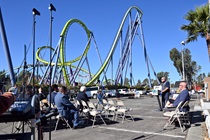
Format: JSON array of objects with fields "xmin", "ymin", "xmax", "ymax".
[
  {"xmin": 77, "ymin": 86, "xmax": 89, "ymax": 112},
  {"xmin": 55, "ymin": 86, "xmax": 83, "ymax": 129},
  {"xmin": 161, "ymin": 77, "xmax": 170, "ymax": 110},
  {"xmin": 165, "ymin": 81, "xmax": 190, "ymax": 111}
]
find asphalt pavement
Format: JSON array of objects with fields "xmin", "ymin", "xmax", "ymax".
[{"xmin": 0, "ymin": 93, "xmax": 205, "ymax": 140}]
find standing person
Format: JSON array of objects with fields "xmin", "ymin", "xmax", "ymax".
[
  {"xmin": 97, "ymin": 86, "xmax": 105, "ymax": 105},
  {"xmin": 161, "ymin": 77, "xmax": 170, "ymax": 110},
  {"xmin": 54, "ymin": 86, "xmax": 83, "ymax": 129},
  {"xmin": 47, "ymin": 84, "xmax": 58, "ymax": 106}
]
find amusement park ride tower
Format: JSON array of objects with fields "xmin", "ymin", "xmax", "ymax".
[{"xmin": 0, "ymin": 6, "xmax": 159, "ymax": 89}]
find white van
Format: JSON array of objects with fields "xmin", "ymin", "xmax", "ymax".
[
  {"xmin": 85, "ymin": 86, "xmax": 105, "ymax": 99},
  {"xmin": 118, "ymin": 88, "xmax": 128, "ymax": 95}
]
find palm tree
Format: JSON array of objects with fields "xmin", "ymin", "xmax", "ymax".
[{"xmin": 181, "ymin": 4, "xmax": 210, "ymax": 60}]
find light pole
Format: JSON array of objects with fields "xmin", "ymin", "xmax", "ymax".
[
  {"xmin": 48, "ymin": 4, "xmax": 56, "ymax": 140},
  {"xmin": 181, "ymin": 41, "xmax": 185, "ymax": 81},
  {"xmin": 32, "ymin": 8, "xmax": 40, "ymax": 140}
]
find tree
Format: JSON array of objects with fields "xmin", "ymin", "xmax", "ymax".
[
  {"xmin": 0, "ymin": 70, "xmax": 6, "ymax": 82},
  {"xmin": 157, "ymin": 71, "xmax": 169, "ymax": 82},
  {"xmin": 136, "ymin": 79, "xmax": 141, "ymax": 86},
  {"xmin": 103, "ymin": 79, "xmax": 114, "ymax": 86},
  {"xmin": 181, "ymin": 4, "xmax": 210, "ymax": 60},
  {"xmin": 169, "ymin": 48, "xmax": 201, "ymax": 86},
  {"xmin": 124, "ymin": 77, "xmax": 130, "ymax": 87},
  {"xmin": 142, "ymin": 78, "xmax": 149, "ymax": 86},
  {"xmin": 197, "ymin": 73, "xmax": 206, "ymax": 88}
]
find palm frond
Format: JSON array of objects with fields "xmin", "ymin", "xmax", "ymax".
[{"xmin": 181, "ymin": 3, "xmax": 210, "ymax": 43}]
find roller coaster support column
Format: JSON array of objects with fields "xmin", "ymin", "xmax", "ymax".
[
  {"xmin": 0, "ymin": 7, "xmax": 16, "ymax": 86},
  {"xmin": 32, "ymin": 8, "xmax": 40, "ymax": 96},
  {"xmin": 92, "ymin": 32, "xmax": 108, "ymax": 85},
  {"xmin": 120, "ymin": 31, "xmax": 123, "ymax": 85},
  {"xmin": 139, "ymin": 18, "xmax": 152, "ymax": 88},
  {"xmin": 48, "ymin": 3, "xmax": 56, "ymax": 140},
  {"xmin": 129, "ymin": 14, "xmax": 132, "ymax": 86}
]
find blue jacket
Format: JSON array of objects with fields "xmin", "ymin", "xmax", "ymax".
[
  {"xmin": 54, "ymin": 92, "xmax": 78, "ymax": 118},
  {"xmin": 47, "ymin": 91, "xmax": 57, "ymax": 105},
  {"xmin": 173, "ymin": 89, "xmax": 190, "ymax": 111},
  {"xmin": 97, "ymin": 91, "xmax": 105, "ymax": 104}
]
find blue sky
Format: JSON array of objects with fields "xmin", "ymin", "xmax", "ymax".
[{"xmin": 0, "ymin": 0, "xmax": 209, "ymax": 85}]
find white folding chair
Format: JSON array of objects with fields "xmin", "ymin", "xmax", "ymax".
[
  {"xmin": 87, "ymin": 101, "xmax": 107, "ymax": 127},
  {"xmin": 54, "ymin": 114, "xmax": 72, "ymax": 131},
  {"xmin": 107, "ymin": 99, "xmax": 118, "ymax": 120},
  {"xmin": 178, "ymin": 101, "xmax": 191, "ymax": 130},
  {"xmin": 81, "ymin": 100, "xmax": 90, "ymax": 114},
  {"xmin": 115, "ymin": 100, "xmax": 134, "ymax": 123},
  {"xmin": 163, "ymin": 101, "xmax": 190, "ymax": 132}
]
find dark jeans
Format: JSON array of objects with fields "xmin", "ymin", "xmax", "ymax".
[
  {"xmin": 61, "ymin": 109, "xmax": 80, "ymax": 127},
  {"xmin": 162, "ymin": 92, "xmax": 170, "ymax": 108},
  {"xmin": 70, "ymin": 110, "xmax": 80, "ymax": 127}
]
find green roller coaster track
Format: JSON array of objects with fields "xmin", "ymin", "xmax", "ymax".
[
  {"xmin": 36, "ymin": 19, "xmax": 91, "ymax": 86},
  {"xmin": 37, "ymin": 6, "xmax": 143, "ymax": 86},
  {"xmin": 85, "ymin": 6, "xmax": 143, "ymax": 85},
  {"xmin": 1, "ymin": 6, "xmax": 143, "ymax": 87}
]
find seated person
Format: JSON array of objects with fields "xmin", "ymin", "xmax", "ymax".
[
  {"xmin": 38, "ymin": 87, "xmax": 46, "ymax": 101},
  {"xmin": 55, "ymin": 86, "xmax": 83, "ymax": 129},
  {"xmin": 164, "ymin": 81, "xmax": 190, "ymax": 112},
  {"xmin": 8, "ymin": 84, "xmax": 19, "ymax": 97},
  {"xmin": 47, "ymin": 84, "xmax": 59, "ymax": 106},
  {"xmin": 76, "ymin": 86, "xmax": 89, "ymax": 112},
  {"xmin": 17, "ymin": 85, "xmax": 41, "ymax": 117},
  {"xmin": 26, "ymin": 86, "xmax": 41, "ymax": 115},
  {"xmin": 0, "ymin": 92, "xmax": 15, "ymax": 115}
]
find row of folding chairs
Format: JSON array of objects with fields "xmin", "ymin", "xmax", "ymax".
[
  {"xmin": 163, "ymin": 100, "xmax": 190, "ymax": 132},
  {"xmin": 101, "ymin": 99, "xmax": 134, "ymax": 123},
  {"xmin": 74, "ymin": 99, "xmax": 107, "ymax": 127}
]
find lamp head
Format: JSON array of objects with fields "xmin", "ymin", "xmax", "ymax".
[
  {"xmin": 49, "ymin": 4, "xmax": 56, "ymax": 11},
  {"xmin": 181, "ymin": 41, "xmax": 185, "ymax": 45},
  {"xmin": 32, "ymin": 8, "xmax": 40, "ymax": 16}
]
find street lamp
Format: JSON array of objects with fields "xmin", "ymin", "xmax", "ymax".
[{"xmin": 181, "ymin": 41, "xmax": 185, "ymax": 81}]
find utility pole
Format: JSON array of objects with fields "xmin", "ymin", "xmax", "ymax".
[{"xmin": 181, "ymin": 41, "xmax": 185, "ymax": 81}]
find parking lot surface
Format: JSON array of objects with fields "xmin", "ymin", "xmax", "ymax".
[{"xmin": 0, "ymin": 94, "xmax": 202, "ymax": 140}]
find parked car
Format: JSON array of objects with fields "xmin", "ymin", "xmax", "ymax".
[
  {"xmin": 198, "ymin": 89, "xmax": 205, "ymax": 94},
  {"xmin": 134, "ymin": 90, "xmax": 143, "ymax": 98},
  {"xmin": 104, "ymin": 90, "xmax": 116, "ymax": 97},
  {"xmin": 118, "ymin": 88, "xmax": 128, "ymax": 95},
  {"xmin": 135, "ymin": 90, "xmax": 144, "ymax": 95},
  {"xmin": 86, "ymin": 86, "xmax": 105, "ymax": 99}
]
